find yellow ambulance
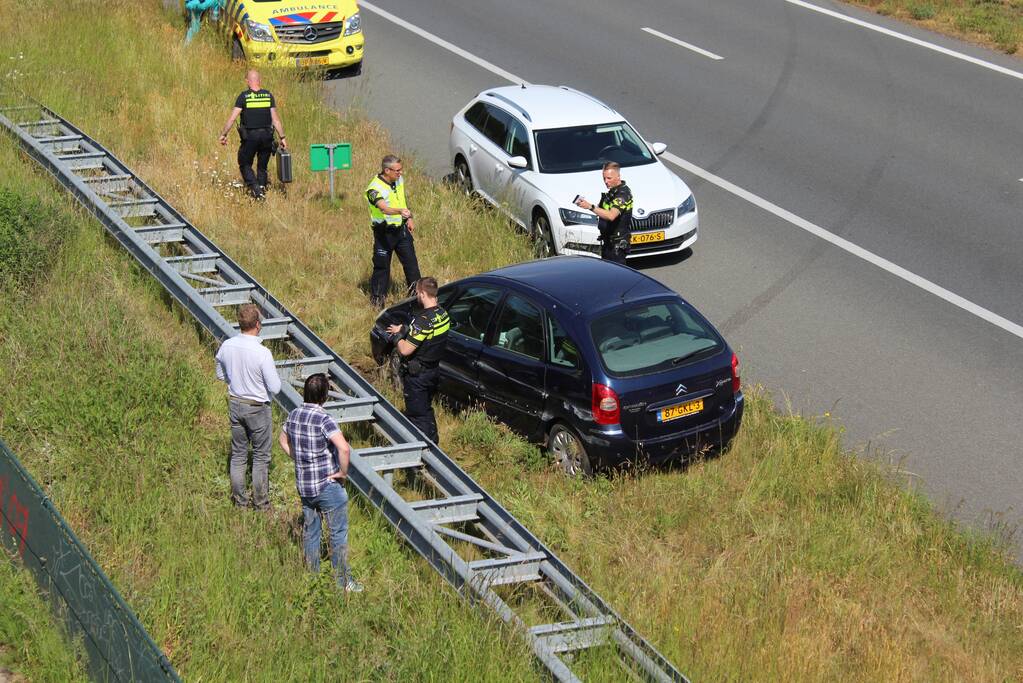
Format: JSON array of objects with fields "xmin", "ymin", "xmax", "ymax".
[{"xmin": 219, "ymin": 0, "xmax": 364, "ymax": 72}]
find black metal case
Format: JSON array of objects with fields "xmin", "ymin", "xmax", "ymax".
[{"xmin": 276, "ymin": 148, "xmax": 293, "ymax": 184}]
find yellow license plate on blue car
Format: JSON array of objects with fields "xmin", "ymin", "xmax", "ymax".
[
  {"xmin": 631, "ymin": 231, "xmax": 665, "ymax": 245},
  {"xmin": 657, "ymin": 398, "xmax": 703, "ymax": 422}
]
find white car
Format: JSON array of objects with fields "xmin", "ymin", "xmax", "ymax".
[{"xmin": 449, "ymin": 85, "xmax": 698, "ymax": 259}]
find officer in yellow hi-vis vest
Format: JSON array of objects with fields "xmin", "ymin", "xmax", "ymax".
[
  {"xmin": 366, "ymin": 155, "xmax": 421, "ymax": 310},
  {"xmin": 219, "ymin": 69, "xmax": 287, "ymax": 199}
]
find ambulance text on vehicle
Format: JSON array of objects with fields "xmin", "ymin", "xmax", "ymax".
[{"xmin": 220, "ymin": 0, "xmax": 364, "ymax": 70}]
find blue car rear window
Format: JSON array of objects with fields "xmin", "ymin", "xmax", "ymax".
[{"xmin": 590, "ymin": 301, "xmax": 720, "ymax": 376}]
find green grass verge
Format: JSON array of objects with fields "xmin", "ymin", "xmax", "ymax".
[
  {"xmin": 0, "ymin": 141, "xmax": 538, "ymax": 681},
  {"xmin": 0, "ymin": 550, "xmax": 88, "ymax": 682},
  {"xmin": 845, "ymin": 0, "xmax": 1023, "ymax": 54},
  {"xmin": 1, "ymin": 1, "xmax": 1022, "ymax": 681},
  {"xmin": 0, "ymin": 149, "xmax": 87, "ymax": 683}
]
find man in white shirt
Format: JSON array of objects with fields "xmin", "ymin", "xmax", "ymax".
[{"xmin": 215, "ymin": 304, "xmax": 282, "ymax": 510}]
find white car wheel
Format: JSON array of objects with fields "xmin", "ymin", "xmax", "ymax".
[
  {"xmin": 454, "ymin": 158, "xmax": 474, "ymax": 197},
  {"xmin": 532, "ymin": 211, "xmax": 557, "ymax": 258}
]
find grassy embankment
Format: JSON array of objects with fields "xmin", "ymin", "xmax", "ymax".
[
  {"xmin": 0, "ymin": 146, "xmax": 538, "ymax": 682},
  {"xmin": 1, "ymin": 1, "xmax": 1022, "ymax": 681},
  {"xmin": 845, "ymin": 0, "xmax": 1022, "ymax": 54},
  {"xmin": 0, "ymin": 556, "xmax": 87, "ymax": 682},
  {"xmin": 0, "ymin": 187, "xmax": 89, "ymax": 682},
  {"xmin": 0, "ymin": 213, "xmax": 91, "ymax": 679}
]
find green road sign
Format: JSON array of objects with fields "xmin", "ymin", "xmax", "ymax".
[
  {"xmin": 310, "ymin": 143, "xmax": 352, "ymax": 171},
  {"xmin": 310, "ymin": 143, "xmax": 352, "ymax": 200}
]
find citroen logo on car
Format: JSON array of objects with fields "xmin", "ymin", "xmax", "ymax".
[
  {"xmin": 304, "ymin": 26, "xmax": 318, "ymax": 41},
  {"xmin": 675, "ymin": 383, "xmax": 687, "ymax": 396}
]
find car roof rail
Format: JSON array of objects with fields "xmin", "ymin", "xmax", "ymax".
[
  {"xmin": 483, "ymin": 91, "xmax": 531, "ymax": 122},
  {"xmin": 557, "ymin": 85, "xmax": 617, "ymax": 114}
]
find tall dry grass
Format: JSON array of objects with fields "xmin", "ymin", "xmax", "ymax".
[
  {"xmin": 845, "ymin": 0, "xmax": 1022, "ymax": 54},
  {"xmin": 2, "ymin": 0, "xmax": 534, "ymax": 368}
]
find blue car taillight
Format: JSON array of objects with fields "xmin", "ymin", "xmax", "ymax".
[
  {"xmin": 731, "ymin": 353, "xmax": 741, "ymax": 394},
  {"xmin": 592, "ymin": 383, "xmax": 620, "ymax": 425}
]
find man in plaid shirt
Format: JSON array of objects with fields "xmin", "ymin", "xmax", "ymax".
[{"xmin": 278, "ymin": 373, "xmax": 362, "ymax": 592}]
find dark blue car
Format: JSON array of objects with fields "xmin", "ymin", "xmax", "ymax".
[{"xmin": 371, "ymin": 257, "xmax": 743, "ymax": 474}]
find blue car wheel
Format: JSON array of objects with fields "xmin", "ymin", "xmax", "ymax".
[{"xmin": 548, "ymin": 423, "xmax": 591, "ymax": 477}]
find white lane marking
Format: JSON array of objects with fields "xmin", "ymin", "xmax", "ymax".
[
  {"xmin": 663, "ymin": 151, "xmax": 1023, "ymax": 340},
  {"xmin": 787, "ymin": 0, "xmax": 1023, "ymax": 82},
  {"xmin": 360, "ymin": 1, "xmax": 1023, "ymax": 342},
  {"xmin": 359, "ymin": 1, "xmax": 528, "ymax": 86},
  {"xmin": 642, "ymin": 27, "xmax": 724, "ymax": 61}
]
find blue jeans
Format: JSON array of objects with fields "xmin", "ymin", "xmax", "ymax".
[{"xmin": 300, "ymin": 481, "xmax": 350, "ymax": 584}]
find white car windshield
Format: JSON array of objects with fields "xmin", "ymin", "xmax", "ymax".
[{"xmin": 534, "ymin": 121, "xmax": 656, "ymax": 174}]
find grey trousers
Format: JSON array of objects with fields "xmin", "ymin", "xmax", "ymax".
[{"xmin": 229, "ymin": 400, "xmax": 272, "ymax": 509}]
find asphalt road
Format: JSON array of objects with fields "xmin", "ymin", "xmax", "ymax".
[{"xmin": 327, "ymin": 0, "xmax": 1023, "ymax": 556}]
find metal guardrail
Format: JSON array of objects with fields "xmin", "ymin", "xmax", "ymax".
[
  {"xmin": 0, "ymin": 95, "xmax": 688, "ymax": 683},
  {"xmin": 0, "ymin": 438, "xmax": 180, "ymax": 682}
]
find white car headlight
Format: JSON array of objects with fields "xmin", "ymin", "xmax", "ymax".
[
  {"xmin": 559, "ymin": 208, "xmax": 598, "ymax": 226},
  {"xmin": 677, "ymin": 194, "xmax": 696, "ymax": 216},
  {"xmin": 244, "ymin": 19, "xmax": 274, "ymax": 42},
  {"xmin": 344, "ymin": 12, "xmax": 362, "ymax": 36}
]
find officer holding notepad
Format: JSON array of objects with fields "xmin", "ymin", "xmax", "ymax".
[{"xmin": 574, "ymin": 161, "xmax": 634, "ymax": 264}]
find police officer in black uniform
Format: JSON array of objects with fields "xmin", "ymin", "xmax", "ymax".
[
  {"xmin": 574, "ymin": 161, "xmax": 634, "ymax": 264},
  {"xmin": 385, "ymin": 277, "xmax": 450, "ymax": 444},
  {"xmin": 219, "ymin": 69, "xmax": 287, "ymax": 199}
]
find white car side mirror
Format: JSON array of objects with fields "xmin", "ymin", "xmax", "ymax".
[
  {"xmin": 507, "ymin": 156, "xmax": 528, "ymax": 169},
  {"xmin": 650, "ymin": 142, "xmax": 667, "ymax": 156}
]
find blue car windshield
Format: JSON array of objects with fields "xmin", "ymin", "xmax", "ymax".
[
  {"xmin": 533, "ymin": 121, "xmax": 656, "ymax": 174},
  {"xmin": 590, "ymin": 301, "xmax": 721, "ymax": 376}
]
